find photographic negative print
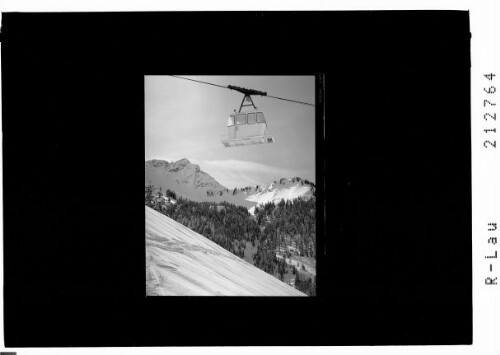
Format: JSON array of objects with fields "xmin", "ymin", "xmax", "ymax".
[{"xmin": 145, "ymin": 76, "xmax": 317, "ymax": 296}]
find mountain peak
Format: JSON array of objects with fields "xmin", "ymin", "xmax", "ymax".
[
  {"xmin": 176, "ymin": 158, "xmax": 191, "ymax": 164},
  {"xmin": 168, "ymin": 158, "xmax": 194, "ymax": 172},
  {"xmin": 146, "ymin": 159, "xmax": 170, "ymax": 169},
  {"xmin": 146, "ymin": 158, "xmax": 227, "ymax": 196},
  {"xmin": 146, "ymin": 158, "xmax": 192, "ymax": 168}
]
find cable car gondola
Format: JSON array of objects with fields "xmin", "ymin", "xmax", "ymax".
[
  {"xmin": 221, "ymin": 86, "xmax": 274, "ymax": 148},
  {"xmin": 166, "ymin": 76, "xmax": 314, "ymax": 148}
]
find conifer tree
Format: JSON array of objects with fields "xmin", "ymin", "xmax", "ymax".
[{"xmin": 145, "ymin": 182, "xmax": 155, "ymax": 207}]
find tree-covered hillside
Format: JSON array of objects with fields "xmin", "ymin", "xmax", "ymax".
[{"xmin": 145, "ymin": 182, "xmax": 316, "ymax": 296}]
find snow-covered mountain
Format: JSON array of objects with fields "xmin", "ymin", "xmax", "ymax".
[
  {"xmin": 145, "ymin": 159, "xmax": 315, "ymax": 211},
  {"xmin": 147, "ymin": 158, "xmax": 225, "ymax": 191},
  {"xmin": 146, "ymin": 206, "xmax": 306, "ymax": 296},
  {"xmin": 244, "ymin": 177, "xmax": 315, "ymax": 214}
]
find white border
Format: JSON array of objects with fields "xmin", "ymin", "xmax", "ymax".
[
  {"xmin": 0, "ymin": 1, "xmax": 498, "ymax": 354},
  {"xmin": 0, "ymin": 0, "xmax": 476, "ymax": 12},
  {"xmin": 471, "ymin": 1, "xmax": 500, "ymax": 355}
]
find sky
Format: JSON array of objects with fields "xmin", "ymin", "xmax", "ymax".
[{"xmin": 145, "ymin": 75, "xmax": 316, "ymax": 189}]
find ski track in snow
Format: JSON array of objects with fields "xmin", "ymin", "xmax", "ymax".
[{"xmin": 145, "ymin": 207, "xmax": 306, "ymax": 296}]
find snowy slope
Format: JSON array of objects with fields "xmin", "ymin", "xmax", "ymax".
[
  {"xmin": 246, "ymin": 185, "xmax": 312, "ymax": 205},
  {"xmin": 245, "ymin": 179, "xmax": 315, "ymax": 214},
  {"xmin": 146, "ymin": 206, "xmax": 306, "ymax": 296}
]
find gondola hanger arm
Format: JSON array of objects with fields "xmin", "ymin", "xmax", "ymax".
[
  {"xmin": 227, "ymin": 85, "xmax": 267, "ymax": 97},
  {"xmin": 167, "ymin": 75, "xmax": 314, "ymax": 107}
]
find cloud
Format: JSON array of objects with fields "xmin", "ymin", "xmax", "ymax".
[{"xmin": 199, "ymin": 159, "xmax": 304, "ymax": 189}]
